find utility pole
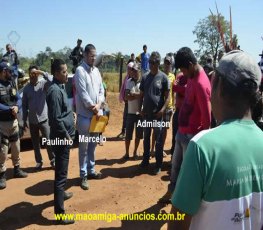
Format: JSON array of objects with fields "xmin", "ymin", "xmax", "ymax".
[{"xmin": 50, "ymin": 57, "xmax": 54, "ymax": 73}]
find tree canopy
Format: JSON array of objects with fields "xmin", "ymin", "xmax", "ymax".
[
  {"xmin": 4, "ymin": 47, "xmax": 129, "ymax": 74},
  {"xmin": 193, "ymin": 14, "xmax": 232, "ymax": 65}
]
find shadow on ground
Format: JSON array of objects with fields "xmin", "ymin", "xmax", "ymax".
[
  {"xmin": 97, "ymin": 202, "xmax": 168, "ymax": 230},
  {"xmin": 100, "ymin": 161, "xmax": 170, "ymax": 179},
  {"xmin": 106, "ymin": 136, "xmax": 125, "ymax": 142},
  {"xmin": 0, "ymin": 200, "xmax": 54, "ymax": 229},
  {"xmin": 25, "ymin": 180, "xmax": 54, "ymax": 196},
  {"xmin": 25, "ymin": 178, "xmax": 79, "ymax": 197}
]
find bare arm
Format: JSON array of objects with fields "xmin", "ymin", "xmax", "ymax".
[
  {"xmin": 139, "ymin": 90, "xmax": 144, "ymax": 116},
  {"xmin": 196, "ymin": 84, "xmax": 211, "ymax": 129},
  {"xmin": 168, "ymin": 206, "xmax": 192, "ymax": 230},
  {"xmin": 125, "ymin": 89, "xmax": 141, "ymax": 101},
  {"xmin": 156, "ymin": 90, "xmax": 170, "ymax": 118}
]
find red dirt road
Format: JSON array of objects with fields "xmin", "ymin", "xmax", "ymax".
[{"xmin": 0, "ymin": 92, "xmax": 173, "ymax": 230}]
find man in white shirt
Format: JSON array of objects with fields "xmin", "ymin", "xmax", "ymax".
[{"xmin": 74, "ymin": 44, "xmax": 105, "ymax": 190}]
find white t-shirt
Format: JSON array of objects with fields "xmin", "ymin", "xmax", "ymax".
[{"xmin": 126, "ymin": 78, "xmax": 141, "ymax": 114}]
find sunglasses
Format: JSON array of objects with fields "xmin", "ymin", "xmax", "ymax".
[
  {"xmin": 149, "ymin": 60, "xmax": 158, "ymax": 65},
  {"xmin": 4, "ymin": 68, "xmax": 12, "ymax": 73},
  {"xmin": 164, "ymin": 61, "xmax": 171, "ymax": 65}
]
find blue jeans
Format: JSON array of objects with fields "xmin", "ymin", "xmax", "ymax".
[
  {"xmin": 169, "ymin": 131, "xmax": 194, "ymax": 192},
  {"xmin": 77, "ymin": 115, "xmax": 97, "ymax": 178},
  {"xmin": 142, "ymin": 117, "xmax": 164, "ymax": 169},
  {"xmin": 170, "ymin": 109, "xmax": 179, "ymax": 155}
]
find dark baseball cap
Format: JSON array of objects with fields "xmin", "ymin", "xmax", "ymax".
[
  {"xmin": 0, "ymin": 62, "xmax": 12, "ymax": 71},
  {"xmin": 216, "ymin": 50, "xmax": 262, "ymax": 87}
]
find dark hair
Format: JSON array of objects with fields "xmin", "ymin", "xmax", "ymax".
[
  {"xmin": 207, "ymin": 58, "xmax": 213, "ymax": 64},
  {"xmin": 127, "ymin": 60, "xmax": 134, "ymax": 65},
  {"xmin": 143, "ymin": 45, "xmax": 147, "ymax": 49},
  {"xmin": 51, "ymin": 59, "xmax": 66, "ymax": 76},
  {"xmin": 6, "ymin": 44, "xmax": 11, "ymax": 49},
  {"xmin": 84, "ymin": 44, "xmax": 96, "ymax": 54},
  {"xmin": 213, "ymin": 73, "xmax": 263, "ymax": 122},
  {"xmin": 175, "ymin": 47, "xmax": 197, "ymax": 69},
  {"xmin": 150, "ymin": 51, "xmax": 161, "ymax": 64},
  {"xmin": 28, "ymin": 65, "xmax": 39, "ymax": 72}
]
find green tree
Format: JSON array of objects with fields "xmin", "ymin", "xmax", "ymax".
[
  {"xmin": 193, "ymin": 14, "xmax": 231, "ymax": 65},
  {"xmin": 45, "ymin": 46, "xmax": 52, "ymax": 56},
  {"xmin": 19, "ymin": 57, "xmax": 34, "ymax": 72},
  {"xmin": 114, "ymin": 52, "xmax": 123, "ymax": 72},
  {"xmin": 0, "ymin": 48, "xmax": 4, "ymax": 60},
  {"xmin": 30, "ymin": 46, "xmax": 73, "ymax": 73}
]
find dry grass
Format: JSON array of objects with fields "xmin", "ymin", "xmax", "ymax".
[{"xmin": 102, "ymin": 72, "xmax": 127, "ymax": 93}]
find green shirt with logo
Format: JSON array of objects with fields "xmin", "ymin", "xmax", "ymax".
[{"xmin": 172, "ymin": 119, "xmax": 263, "ymax": 230}]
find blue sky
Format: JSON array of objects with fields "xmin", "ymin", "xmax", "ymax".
[{"xmin": 1, "ymin": 0, "xmax": 262, "ymax": 61}]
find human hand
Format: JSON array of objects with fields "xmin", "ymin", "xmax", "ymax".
[
  {"xmin": 23, "ymin": 121, "xmax": 28, "ymax": 131},
  {"xmin": 92, "ymin": 104, "xmax": 100, "ymax": 114},
  {"xmin": 139, "ymin": 110, "xmax": 145, "ymax": 117},
  {"xmin": 73, "ymin": 112, "xmax": 77, "ymax": 127},
  {"xmin": 96, "ymin": 114, "xmax": 101, "ymax": 121},
  {"xmin": 155, "ymin": 109, "xmax": 164, "ymax": 119},
  {"xmin": 30, "ymin": 69, "xmax": 44, "ymax": 77},
  {"xmin": 11, "ymin": 106, "xmax": 18, "ymax": 118}
]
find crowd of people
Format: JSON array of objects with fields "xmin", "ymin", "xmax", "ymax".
[{"xmin": 0, "ymin": 41, "xmax": 263, "ymax": 228}]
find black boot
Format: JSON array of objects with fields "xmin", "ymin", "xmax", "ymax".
[
  {"xmin": 0, "ymin": 172, "xmax": 6, "ymax": 189},
  {"xmin": 56, "ymin": 217, "xmax": 75, "ymax": 225},
  {"xmin": 14, "ymin": 166, "xmax": 28, "ymax": 178}
]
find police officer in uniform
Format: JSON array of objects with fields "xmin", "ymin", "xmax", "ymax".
[{"xmin": 0, "ymin": 62, "xmax": 27, "ymax": 190}]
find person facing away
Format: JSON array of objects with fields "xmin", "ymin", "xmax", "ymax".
[
  {"xmin": 22, "ymin": 65, "xmax": 55, "ymax": 170},
  {"xmin": 46, "ymin": 59, "xmax": 75, "ymax": 225},
  {"xmin": 139, "ymin": 51, "xmax": 170, "ymax": 175},
  {"xmin": 74, "ymin": 44, "xmax": 105, "ymax": 191},
  {"xmin": 70, "ymin": 39, "xmax": 84, "ymax": 73},
  {"xmin": 169, "ymin": 47, "xmax": 211, "ymax": 193},
  {"xmin": 168, "ymin": 50, "xmax": 263, "ymax": 230},
  {"xmin": 0, "ymin": 62, "xmax": 27, "ymax": 190}
]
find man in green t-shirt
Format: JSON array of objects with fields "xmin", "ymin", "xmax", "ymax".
[{"xmin": 168, "ymin": 50, "xmax": 263, "ymax": 230}]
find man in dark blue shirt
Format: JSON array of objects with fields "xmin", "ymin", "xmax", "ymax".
[
  {"xmin": 139, "ymin": 52, "xmax": 170, "ymax": 175},
  {"xmin": 46, "ymin": 59, "xmax": 75, "ymax": 225}
]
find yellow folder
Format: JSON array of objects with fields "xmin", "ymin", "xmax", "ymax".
[{"xmin": 89, "ymin": 115, "xmax": 109, "ymax": 133}]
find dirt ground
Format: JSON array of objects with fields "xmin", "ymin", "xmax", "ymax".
[{"xmin": 0, "ymin": 92, "xmax": 173, "ymax": 230}]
